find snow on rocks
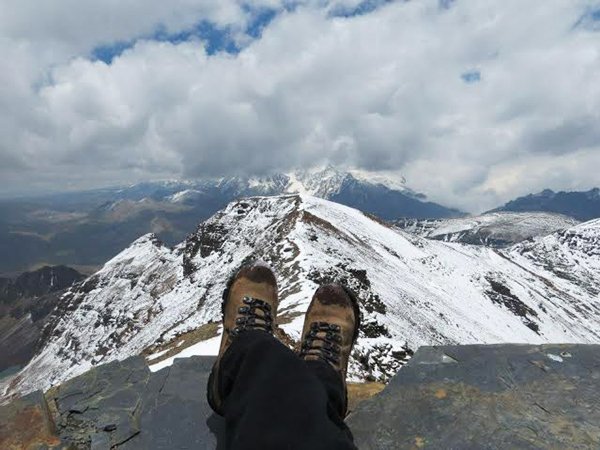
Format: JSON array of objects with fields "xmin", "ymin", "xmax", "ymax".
[
  {"xmin": 4, "ymin": 195, "xmax": 600, "ymax": 399},
  {"xmin": 396, "ymin": 212, "xmax": 579, "ymax": 247},
  {"xmin": 148, "ymin": 334, "xmax": 222, "ymax": 373}
]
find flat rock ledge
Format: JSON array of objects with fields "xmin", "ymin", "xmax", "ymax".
[{"xmin": 2, "ymin": 344, "xmax": 599, "ymax": 449}]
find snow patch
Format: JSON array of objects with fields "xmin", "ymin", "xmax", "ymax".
[{"xmin": 149, "ymin": 334, "xmax": 222, "ymax": 372}]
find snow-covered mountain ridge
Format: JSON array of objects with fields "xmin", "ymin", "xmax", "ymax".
[
  {"xmin": 396, "ymin": 212, "xmax": 579, "ymax": 247},
  {"xmin": 105, "ymin": 165, "xmax": 463, "ymax": 220},
  {"xmin": 3, "ymin": 195, "xmax": 600, "ymax": 400},
  {"xmin": 135, "ymin": 166, "xmax": 415, "ymax": 201}
]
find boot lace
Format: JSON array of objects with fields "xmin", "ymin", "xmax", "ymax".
[
  {"xmin": 299, "ymin": 322, "xmax": 342, "ymax": 365},
  {"xmin": 229, "ymin": 296, "xmax": 274, "ymax": 338}
]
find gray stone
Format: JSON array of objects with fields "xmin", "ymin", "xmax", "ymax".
[
  {"xmin": 90, "ymin": 432, "xmax": 111, "ymax": 450},
  {"xmin": 120, "ymin": 356, "xmax": 224, "ymax": 450},
  {"xmin": 348, "ymin": 344, "xmax": 600, "ymax": 449},
  {"xmin": 0, "ymin": 390, "xmax": 63, "ymax": 449},
  {"xmin": 5, "ymin": 344, "xmax": 600, "ymax": 449},
  {"xmin": 50, "ymin": 356, "xmax": 150, "ymax": 448}
]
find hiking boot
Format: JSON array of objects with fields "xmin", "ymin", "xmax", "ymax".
[
  {"xmin": 207, "ymin": 261, "xmax": 279, "ymax": 415},
  {"xmin": 298, "ymin": 283, "xmax": 360, "ymax": 391}
]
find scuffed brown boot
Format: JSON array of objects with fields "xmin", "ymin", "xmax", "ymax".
[
  {"xmin": 298, "ymin": 283, "xmax": 360, "ymax": 414},
  {"xmin": 207, "ymin": 261, "xmax": 278, "ymax": 415}
]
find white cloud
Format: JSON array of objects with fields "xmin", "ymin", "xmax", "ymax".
[
  {"xmin": 1, "ymin": 0, "xmax": 600, "ymax": 212},
  {"xmin": 0, "ymin": 0, "xmax": 249, "ymax": 53}
]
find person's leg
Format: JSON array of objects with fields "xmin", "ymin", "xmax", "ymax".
[
  {"xmin": 303, "ymin": 359, "xmax": 354, "ymax": 441},
  {"xmin": 206, "ymin": 263, "xmax": 358, "ymax": 449},
  {"xmin": 213, "ymin": 330, "xmax": 356, "ymax": 450}
]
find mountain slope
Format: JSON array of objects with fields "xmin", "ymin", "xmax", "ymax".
[
  {"xmin": 491, "ymin": 188, "xmax": 600, "ymax": 221},
  {"xmin": 3, "ymin": 195, "xmax": 600, "ymax": 400},
  {"xmin": 0, "ymin": 266, "xmax": 85, "ymax": 375},
  {"xmin": 508, "ymin": 219, "xmax": 600, "ymax": 297},
  {"xmin": 396, "ymin": 212, "xmax": 579, "ymax": 247},
  {"xmin": 328, "ymin": 175, "xmax": 462, "ymax": 220}
]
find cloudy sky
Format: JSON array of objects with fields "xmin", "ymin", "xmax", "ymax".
[{"xmin": 1, "ymin": 0, "xmax": 599, "ymax": 211}]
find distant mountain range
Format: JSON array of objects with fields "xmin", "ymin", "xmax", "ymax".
[
  {"xmin": 490, "ymin": 188, "xmax": 600, "ymax": 221},
  {"xmin": 396, "ymin": 212, "xmax": 579, "ymax": 248},
  {"xmin": 1, "ymin": 167, "xmax": 598, "ymax": 275},
  {"xmin": 0, "ymin": 167, "xmax": 463, "ymax": 273}
]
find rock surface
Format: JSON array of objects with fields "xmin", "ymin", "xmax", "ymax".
[
  {"xmin": 348, "ymin": 343, "xmax": 600, "ymax": 449},
  {"xmin": 2, "ymin": 344, "xmax": 599, "ymax": 449},
  {"xmin": 48, "ymin": 356, "xmax": 223, "ymax": 450},
  {"xmin": 0, "ymin": 390, "xmax": 64, "ymax": 449}
]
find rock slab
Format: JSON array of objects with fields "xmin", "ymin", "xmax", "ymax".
[
  {"xmin": 0, "ymin": 390, "xmax": 65, "ymax": 449},
  {"xmin": 47, "ymin": 355, "xmax": 224, "ymax": 449},
  {"xmin": 348, "ymin": 343, "xmax": 600, "ymax": 449},
  {"xmin": 3, "ymin": 344, "xmax": 600, "ymax": 449}
]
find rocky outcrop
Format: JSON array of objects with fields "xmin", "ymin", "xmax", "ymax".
[
  {"xmin": 47, "ymin": 356, "xmax": 222, "ymax": 449},
  {"xmin": 0, "ymin": 390, "xmax": 64, "ymax": 449},
  {"xmin": 2, "ymin": 355, "xmax": 223, "ymax": 449},
  {"xmin": 348, "ymin": 343, "xmax": 600, "ymax": 449},
  {"xmin": 2, "ymin": 344, "xmax": 599, "ymax": 449}
]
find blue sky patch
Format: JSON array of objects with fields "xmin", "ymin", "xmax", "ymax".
[
  {"xmin": 153, "ymin": 21, "xmax": 238, "ymax": 54},
  {"xmin": 91, "ymin": 6, "xmax": 280, "ymax": 64},
  {"xmin": 461, "ymin": 70, "xmax": 481, "ymax": 84},
  {"xmin": 329, "ymin": 0, "xmax": 394, "ymax": 18},
  {"xmin": 573, "ymin": 6, "xmax": 600, "ymax": 31},
  {"xmin": 90, "ymin": 22, "xmax": 236, "ymax": 64},
  {"xmin": 92, "ymin": 41, "xmax": 135, "ymax": 64},
  {"xmin": 439, "ymin": 0, "xmax": 456, "ymax": 10},
  {"xmin": 244, "ymin": 5, "xmax": 279, "ymax": 38},
  {"xmin": 90, "ymin": 0, "xmax": 399, "ymax": 63}
]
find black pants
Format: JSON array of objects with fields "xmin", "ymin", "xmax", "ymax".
[{"xmin": 210, "ymin": 330, "xmax": 357, "ymax": 450}]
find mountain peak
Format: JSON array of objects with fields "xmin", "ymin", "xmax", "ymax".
[
  {"xmin": 536, "ymin": 189, "xmax": 556, "ymax": 198},
  {"xmin": 287, "ymin": 167, "xmax": 352, "ymax": 197},
  {"xmin": 4, "ymin": 194, "xmax": 600, "ymax": 401}
]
